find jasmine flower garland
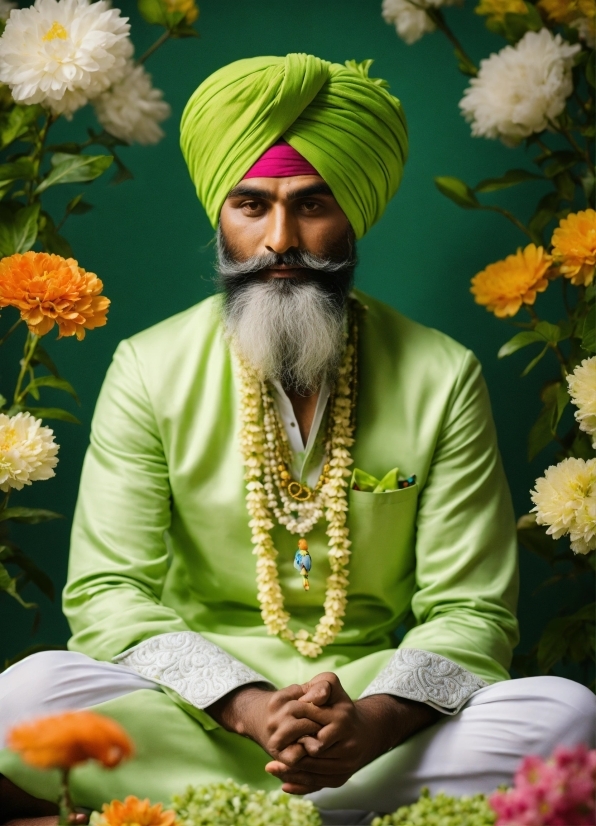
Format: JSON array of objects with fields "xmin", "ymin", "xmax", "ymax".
[{"xmin": 236, "ymin": 301, "xmax": 359, "ymax": 658}]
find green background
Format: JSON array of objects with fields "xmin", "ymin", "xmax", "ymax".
[{"xmin": 0, "ymin": 0, "xmax": 590, "ymax": 671}]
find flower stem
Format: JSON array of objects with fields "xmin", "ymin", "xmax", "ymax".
[
  {"xmin": 13, "ymin": 333, "xmax": 39, "ymax": 406},
  {"xmin": 425, "ymin": 7, "xmax": 478, "ymax": 76},
  {"xmin": 137, "ymin": 30, "xmax": 171, "ymax": 65},
  {"xmin": 0, "ymin": 316, "xmax": 23, "ymax": 348},
  {"xmin": 482, "ymin": 204, "xmax": 536, "ymax": 241},
  {"xmin": 548, "ymin": 118, "xmax": 592, "ymax": 166},
  {"xmin": 58, "ymin": 768, "xmax": 73, "ymax": 826}
]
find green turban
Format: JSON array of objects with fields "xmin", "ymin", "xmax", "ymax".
[{"xmin": 180, "ymin": 54, "xmax": 408, "ymax": 239}]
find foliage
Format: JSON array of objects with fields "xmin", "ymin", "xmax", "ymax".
[
  {"xmin": 171, "ymin": 780, "xmax": 322, "ymax": 826},
  {"xmin": 385, "ymin": 0, "xmax": 595, "ymax": 685},
  {"xmin": 371, "ymin": 788, "xmax": 496, "ymax": 825},
  {"xmin": 0, "ymin": 0, "xmax": 198, "ymax": 665}
]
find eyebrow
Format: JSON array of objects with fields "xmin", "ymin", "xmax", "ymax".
[{"xmin": 226, "ymin": 182, "xmax": 334, "ymax": 201}]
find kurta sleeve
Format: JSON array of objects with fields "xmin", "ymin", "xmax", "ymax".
[
  {"xmin": 63, "ymin": 340, "xmax": 271, "ymax": 716},
  {"xmin": 360, "ymin": 350, "xmax": 519, "ymax": 714}
]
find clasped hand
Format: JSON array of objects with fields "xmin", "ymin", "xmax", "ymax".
[{"xmin": 209, "ymin": 672, "xmax": 409, "ymax": 795}]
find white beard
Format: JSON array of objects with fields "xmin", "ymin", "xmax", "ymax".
[{"xmin": 223, "ymin": 278, "xmax": 345, "ymax": 393}]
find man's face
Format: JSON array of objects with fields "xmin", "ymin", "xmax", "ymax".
[{"xmin": 219, "ymin": 174, "xmax": 352, "ymax": 274}]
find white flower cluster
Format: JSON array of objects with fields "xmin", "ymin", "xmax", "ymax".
[
  {"xmin": 93, "ymin": 62, "xmax": 171, "ymax": 146},
  {"xmin": 567, "ymin": 356, "xmax": 596, "ymax": 449},
  {"xmin": 236, "ymin": 324, "xmax": 357, "ymax": 658},
  {"xmin": 531, "ymin": 457, "xmax": 596, "ymax": 555},
  {"xmin": 0, "ymin": 0, "xmax": 171, "ymax": 143},
  {"xmin": 460, "ymin": 29, "xmax": 581, "ymax": 145},
  {"xmin": 0, "ymin": 411, "xmax": 59, "ymax": 493},
  {"xmin": 382, "ymin": 0, "xmax": 460, "ymax": 45}
]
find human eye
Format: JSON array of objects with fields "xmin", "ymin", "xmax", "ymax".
[
  {"xmin": 299, "ymin": 200, "xmax": 321, "ymax": 213},
  {"xmin": 241, "ymin": 199, "xmax": 265, "ymax": 215}
]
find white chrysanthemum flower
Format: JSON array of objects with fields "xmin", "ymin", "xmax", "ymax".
[
  {"xmin": 0, "ymin": 1, "xmax": 16, "ymax": 22},
  {"xmin": 459, "ymin": 29, "xmax": 581, "ymax": 145},
  {"xmin": 567, "ymin": 356, "xmax": 596, "ymax": 448},
  {"xmin": 93, "ymin": 61, "xmax": 171, "ymax": 145},
  {"xmin": 382, "ymin": 0, "xmax": 460, "ymax": 44},
  {"xmin": 0, "ymin": 411, "xmax": 59, "ymax": 493},
  {"xmin": 531, "ymin": 457, "xmax": 596, "ymax": 554},
  {"xmin": 0, "ymin": 0, "xmax": 132, "ymax": 117}
]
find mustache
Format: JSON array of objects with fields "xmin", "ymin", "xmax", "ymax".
[{"xmin": 215, "ymin": 227, "xmax": 357, "ymax": 279}]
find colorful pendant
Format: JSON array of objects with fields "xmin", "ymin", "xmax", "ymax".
[{"xmin": 293, "ymin": 537, "xmax": 311, "ymax": 591}]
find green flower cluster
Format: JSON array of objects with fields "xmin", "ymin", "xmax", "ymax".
[
  {"xmin": 372, "ymin": 788, "xmax": 496, "ymax": 826},
  {"xmin": 171, "ymin": 780, "xmax": 322, "ymax": 826}
]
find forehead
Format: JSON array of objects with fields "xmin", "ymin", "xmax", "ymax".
[{"xmin": 226, "ymin": 174, "xmax": 334, "ymax": 201}]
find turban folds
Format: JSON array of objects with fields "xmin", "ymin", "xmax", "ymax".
[{"xmin": 180, "ymin": 54, "xmax": 408, "ymax": 239}]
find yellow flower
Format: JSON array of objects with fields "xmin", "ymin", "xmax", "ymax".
[
  {"xmin": 551, "ymin": 209, "xmax": 596, "ymax": 287},
  {"xmin": 471, "ymin": 244, "xmax": 553, "ymax": 318},
  {"xmin": 476, "ymin": 0, "xmax": 527, "ymax": 20},
  {"xmin": 538, "ymin": 0, "xmax": 594, "ymax": 44},
  {"xmin": 164, "ymin": 0, "xmax": 198, "ymax": 24}
]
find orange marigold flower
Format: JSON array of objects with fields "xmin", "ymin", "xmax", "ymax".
[
  {"xmin": 476, "ymin": 0, "xmax": 527, "ymax": 21},
  {"xmin": 164, "ymin": 0, "xmax": 199, "ymax": 24},
  {"xmin": 7, "ymin": 710, "xmax": 134, "ymax": 770},
  {"xmin": 551, "ymin": 208, "xmax": 596, "ymax": 287},
  {"xmin": 96, "ymin": 797, "xmax": 177, "ymax": 826},
  {"xmin": 471, "ymin": 244, "xmax": 553, "ymax": 318},
  {"xmin": 0, "ymin": 251, "xmax": 110, "ymax": 340}
]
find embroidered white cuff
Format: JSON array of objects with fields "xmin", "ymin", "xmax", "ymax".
[
  {"xmin": 359, "ymin": 647, "xmax": 487, "ymax": 715},
  {"xmin": 113, "ymin": 631, "xmax": 273, "ymax": 709}
]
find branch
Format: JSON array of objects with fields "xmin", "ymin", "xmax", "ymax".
[
  {"xmin": 137, "ymin": 30, "xmax": 171, "ymax": 65},
  {"xmin": 481, "ymin": 204, "xmax": 536, "ymax": 241}
]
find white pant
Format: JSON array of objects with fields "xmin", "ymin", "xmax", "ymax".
[{"xmin": 1, "ymin": 652, "xmax": 595, "ymax": 825}]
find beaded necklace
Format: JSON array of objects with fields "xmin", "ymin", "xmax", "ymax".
[{"xmin": 237, "ymin": 298, "xmax": 359, "ymax": 657}]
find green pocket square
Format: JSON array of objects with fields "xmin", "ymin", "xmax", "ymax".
[{"xmin": 351, "ymin": 467, "xmax": 399, "ymax": 493}]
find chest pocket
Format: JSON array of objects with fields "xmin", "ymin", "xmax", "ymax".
[{"xmin": 346, "ymin": 484, "xmax": 418, "ymax": 603}]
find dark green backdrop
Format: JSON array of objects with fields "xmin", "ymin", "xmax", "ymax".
[{"xmin": 0, "ymin": 0, "xmax": 583, "ymax": 667}]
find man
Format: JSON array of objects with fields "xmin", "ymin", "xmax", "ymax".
[{"xmin": 0, "ymin": 53, "xmax": 594, "ymax": 825}]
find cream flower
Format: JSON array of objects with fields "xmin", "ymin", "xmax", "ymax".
[
  {"xmin": 567, "ymin": 357, "xmax": 596, "ymax": 448},
  {"xmin": 0, "ymin": 1, "xmax": 16, "ymax": 22},
  {"xmin": 93, "ymin": 62, "xmax": 171, "ymax": 145},
  {"xmin": 382, "ymin": 0, "xmax": 460, "ymax": 44},
  {"xmin": 0, "ymin": 0, "xmax": 132, "ymax": 117},
  {"xmin": 0, "ymin": 412, "xmax": 59, "ymax": 493},
  {"xmin": 459, "ymin": 29, "xmax": 581, "ymax": 145},
  {"xmin": 531, "ymin": 457, "xmax": 596, "ymax": 554}
]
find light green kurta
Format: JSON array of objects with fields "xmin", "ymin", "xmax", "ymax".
[{"xmin": 0, "ymin": 291, "xmax": 519, "ymax": 808}]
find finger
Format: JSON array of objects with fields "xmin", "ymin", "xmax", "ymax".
[
  {"xmin": 270, "ymin": 715, "xmax": 322, "ymax": 753},
  {"xmin": 282, "ymin": 782, "xmax": 322, "ymax": 795},
  {"xmin": 275, "ymin": 742, "xmax": 308, "ymax": 767},
  {"xmin": 265, "ymin": 761, "xmax": 349, "ymax": 789},
  {"xmin": 270, "ymin": 683, "xmax": 307, "ymax": 708},
  {"xmin": 300, "ymin": 672, "xmax": 347, "ymax": 705},
  {"xmin": 280, "ymin": 754, "xmax": 354, "ymax": 775},
  {"xmin": 283, "ymin": 699, "xmax": 333, "ymax": 726},
  {"xmin": 299, "ymin": 680, "xmax": 332, "ymax": 707}
]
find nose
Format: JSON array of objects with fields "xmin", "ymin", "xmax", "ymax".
[{"xmin": 263, "ymin": 203, "xmax": 300, "ymax": 255}]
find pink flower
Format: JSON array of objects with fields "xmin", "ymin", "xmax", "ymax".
[{"xmin": 489, "ymin": 744, "xmax": 596, "ymax": 825}]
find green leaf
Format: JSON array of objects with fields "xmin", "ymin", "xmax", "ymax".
[
  {"xmin": 3, "ymin": 548, "xmax": 55, "ymax": 600},
  {"xmin": 434, "ymin": 176, "xmax": 479, "ymax": 209},
  {"xmin": 543, "ymin": 152, "xmax": 577, "ymax": 178},
  {"xmin": 582, "ymin": 320, "xmax": 596, "ymax": 353},
  {"xmin": 22, "ymin": 406, "xmax": 81, "ymax": 424},
  {"xmin": 0, "ymin": 157, "xmax": 35, "ymax": 186},
  {"xmin": 498, "ymin": 330, "xmax": 545, "ymax": 358},
  {"xmin": 0, "ymin": 106, "xmax": 41, "ymax": 151},
  {"xmin": 538, "ymin": 605, "xmax": 596, "ymax": 672},
  {"xmin": 30, "ymin": 343, "xmax": 60, "ymax": 378},
  {"xmin": 581, "ymin": 168, "xmax": 595, "ymax": 201},
  {"xmin": 40, "ymin": 220, "xmax": 74, "ymax": 258},
  {"xmin": 502, "ymin": 4, "xmax": 543, "ymax": 41},
  {"xmin": 111, "ymin": 161, "xmax": 134, "ymax": 186},
  {"xmin": 0, "ymin": 507, "xmax": 63, "ymax": 524},
  {"xmin": 474, "ymin": 168, "xmax": 542, "ymax": 193},
  {"xmin": 552, "ymin": 382, "xmax": 570, "ymax": 431},
  {"xmin": 554, "ymin": 171, "xmax": 575, "ymax": 201},
  {"xmin": 528, "ymin": 191, "xmax": 559, "ymax": 237},
  {"xmin": 535, "ymin": 320, "xmax": 564, "ymax": 342},
  {"xmin": 521, "ymin": 343, "xmax": 549, "ymax": 377},
  {"xmin": 528, "ymin": 402, "xmax": 555, "ymax": 459},
  {"xmin": 35, "ymin": 153, "xmax": 113, "ymax": 194},
  {"xmin": 67, "ymin": 194, "xmax": 94, "ymax": 215},
  {"xmin": 0, "ymin": 561, "xmax": 36, "ymax": 609},
  {"xmin": 517, "ymin": 519, "xmax": 560, "ymax": 564},
  {"xmin": 22, "ymin": 374, "xmax": 79, "ymax": 404},
  {"xmin": 0, "ymin": 203, "xmax": 40, "ymax": 256},
  {"xmin": 537, "ymin": 618, "xmax": 572, "ymax": 672}
]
